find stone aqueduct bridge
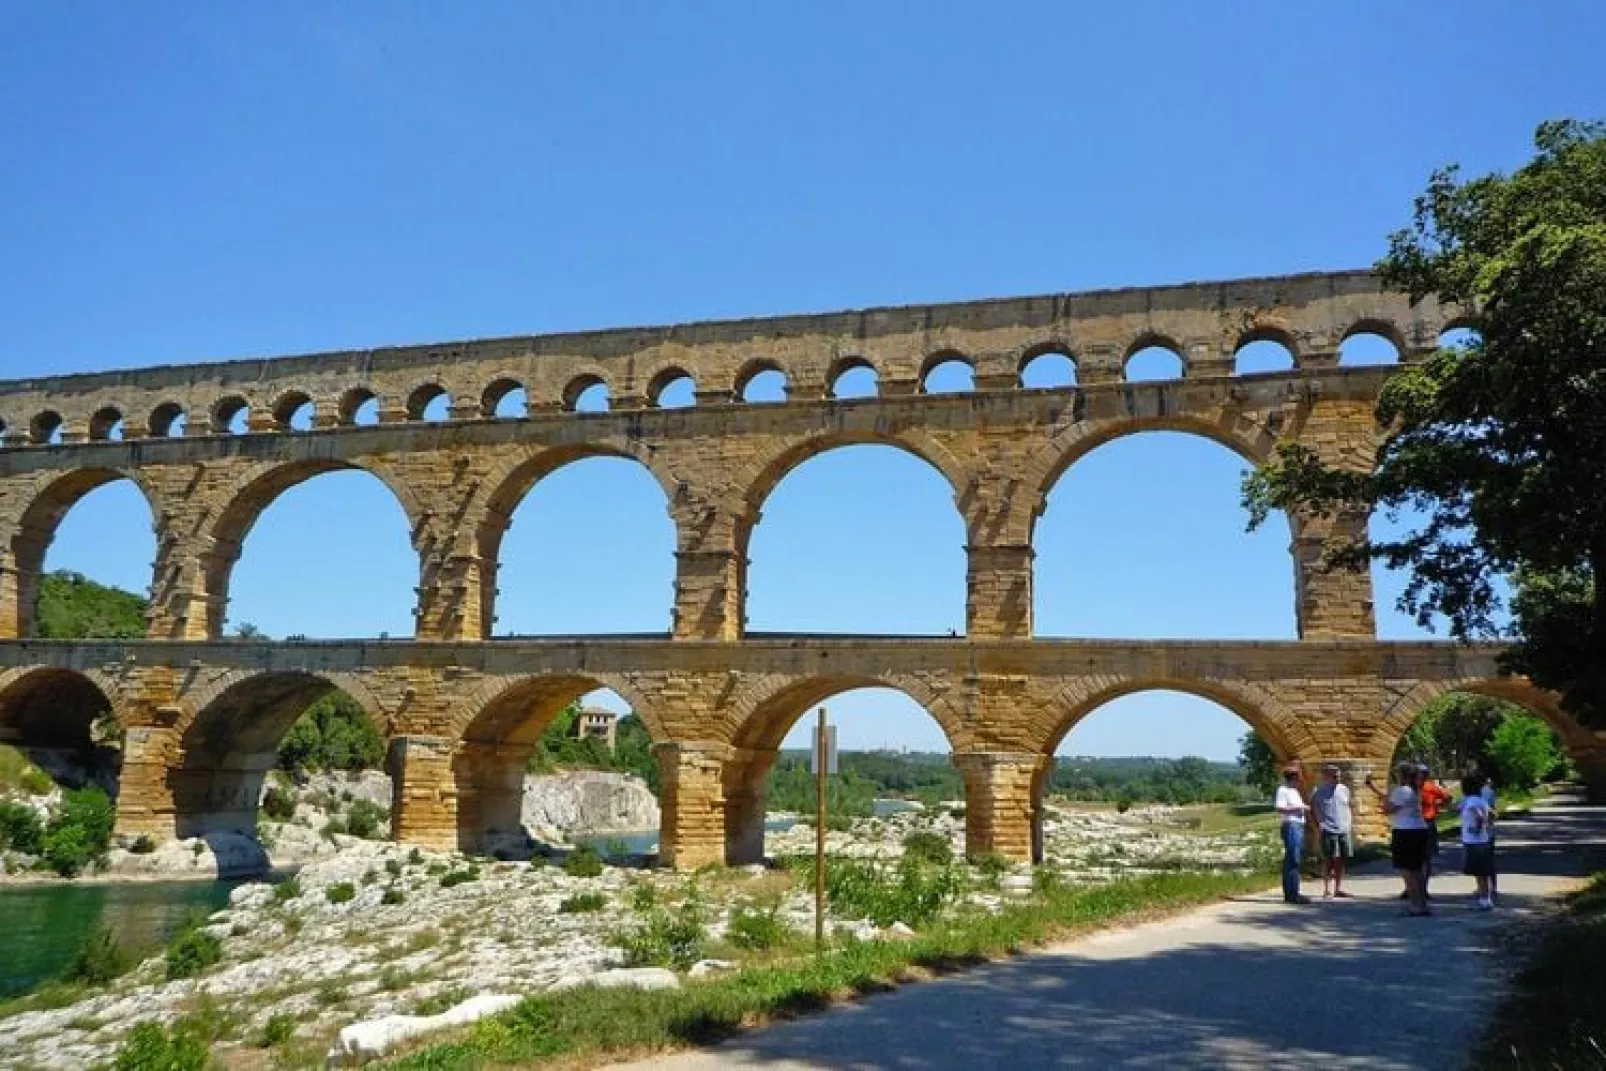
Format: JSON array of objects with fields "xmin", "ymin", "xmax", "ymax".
[{"xmin": 1, "ymin": 269, "xmax": 1602, "ymax": 866}]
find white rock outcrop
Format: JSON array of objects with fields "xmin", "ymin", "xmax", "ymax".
[{"xmin": 327, "ymin": 993, "xmax": 522, "ymax": 1066}]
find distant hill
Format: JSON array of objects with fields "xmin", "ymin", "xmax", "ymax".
[{"xmin": 34, "ymin": 571, "xmax": 148, "ymax": 639}]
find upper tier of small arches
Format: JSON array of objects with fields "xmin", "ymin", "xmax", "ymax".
[{"xmin": 0, "ymin": 270, "xmax": 1471, "ymax": 447}]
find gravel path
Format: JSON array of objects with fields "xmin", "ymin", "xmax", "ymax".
[{"xmin": 612, "ymin": 796, "xmax": 1605, "ymax": 1070}]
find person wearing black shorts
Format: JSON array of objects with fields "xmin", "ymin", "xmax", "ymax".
[{"xmin": 1371, "ymin": 763, "xmax": 1431, "ymax": 916}]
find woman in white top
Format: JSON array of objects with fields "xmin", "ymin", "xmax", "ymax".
[{"xmin": 1371, "ymin": 762, "xmax": 1431, "ymax": 916}]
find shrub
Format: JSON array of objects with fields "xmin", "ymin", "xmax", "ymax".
[
  {"xmin": 412, "ymin": 986, "xmax": 472, "ymax": 1017},
  {"xmin": 252, "ymin": 1012, "xmax": 296, "ymax": 1049},
  {"xmin": 825, "ymin": 855, "xmax": 962, "ymax": 927},
  {"xmin": 407, "ymin": 847, "xmax": 424, "ymax": 865},
  {"xmin": 440, "ymin": 866, "xmax": 480, "ymax": 888},
  {"xmin": 41, "ymin": 787, "xmax": 115, "ymax": 877},
  {"xmin": 617, "ymin": 901, "xmax": 707, "ymax": 970},
  {"xmin": 972, "ymin": 852, "xmax": 1012, "ymax": 883},
  {"xmin": 385, "ymin": 857, "xmax": 404, "ymax": 878},
  {"xmin": 559, "ymin": 891, "xmax": 608, "ymax": 914},
  {"xmin": 165, "ymin": 927, "xmax": 222, "ymax": 980},
  {"xmin": 113, "ymin": 1021, "xmax": 209, "ymax": 1071},
  {"xmin": 325, "ymin": 882, "xmax": 356, "ymax": 904},
  {"xmin": 381, "ymin": 886, "xmax": 405, "ymax": 906},
  {"xmin": 0, "ymin": 800, "xmax": 43, "ymax": 854},
  {"xmin": 563, "ymin": 845, "xmax": 603, "ymax": 878},
  {"xmin": 261, "ymin": 785, "xmax": 296, "ymax": 822},
  {"xmin": 726, "ymin": 898, "xmax": 790, "ymax": 951},
  {"xmin": 345, "ymin": 799, "xmax": 388, "ymax": 840},
  {"xmin": 271, "ymin": 876, "xmax": 303, "ymax": 903},
  {"xmin": 901, "ymin": 830, "xmax": 953, "ymax": 865},
  {"xmin": 626, "ymin": 882, "xmax": 658, "ymax": 912},
  {"xmin": 63, "ymin": 923, "xmax": 131, "ymax": 985},
  {"xmin": 128, "ymin": 834, "xmax": 157, "ymax": 855}
]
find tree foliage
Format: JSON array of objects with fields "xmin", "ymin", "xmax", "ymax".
[
  {"xmin": 276, "ymin": 692, "xmax": 384, "ymax": 774},
  {"xmin": 33, "ymin": 571, "xmax": 146, "ymax": 639},
  {"xmin": 1242, "ymin": 120, "xmax": 1606, "ymax": 728},
  {"xmin": 528, "ymin": 705, "xmax": 659, "ymax": 794},
  {"xmin": 1238, "ymin": 732, "xmax": 1280, "ymax": 796},
  {"xmin": 1485, "ymin": 716, "xmax": 1566, "ymax": 791}
]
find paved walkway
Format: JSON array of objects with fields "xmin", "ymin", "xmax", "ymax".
[{"xmin": 611, "ymin": 796, "xmax": 1605, "ymax": 1071}]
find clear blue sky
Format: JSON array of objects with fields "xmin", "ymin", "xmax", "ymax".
[{"xmin": 4, "ymin": 3, "xmax": 1601, "ymax": 760}]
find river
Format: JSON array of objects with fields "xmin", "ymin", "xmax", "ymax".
[{"xmin": 0, "ymin": 880, "xmax": 240, "ymax": 998}]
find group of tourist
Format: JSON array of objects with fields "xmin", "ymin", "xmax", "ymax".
[{"xmin": 1274, "ymin": 761, "xmax": 1499, "ymax": 914}]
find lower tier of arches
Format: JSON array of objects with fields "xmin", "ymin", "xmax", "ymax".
[{"xmin": 2, "ymin": 638, "xmax": 1602, "ymax": 868}]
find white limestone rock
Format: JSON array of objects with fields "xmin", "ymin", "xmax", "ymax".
[{"xmin": 326, "ymin": 993, "xmax": 522, "ymax": 1066}]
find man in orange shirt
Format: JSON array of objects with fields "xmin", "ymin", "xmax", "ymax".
[{"xmin": 1417, "ymin": 764, "xmax": 1454, "ymax": 897}]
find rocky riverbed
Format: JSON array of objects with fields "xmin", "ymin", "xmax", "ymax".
[{"xmin": 0, "ymin": 799, "xmax": 1275, "ymax": 1067}]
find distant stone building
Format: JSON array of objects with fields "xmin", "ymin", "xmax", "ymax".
[{"xmin": 576, "ymin": 707, "xmax": 617, "ymax": 752}]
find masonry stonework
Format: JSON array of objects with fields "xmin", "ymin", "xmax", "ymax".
[{"xmin": 2, "ymin": 271, "xmax": 1599, "ymax": 865}]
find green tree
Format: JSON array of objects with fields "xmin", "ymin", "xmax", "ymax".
[
  {"xmin": 33, "ymin": 571, "xmax": 146, "ymax": 639},
  {"xmin": 276, "ymin": 692, "xmax": 383, "ymax": 773},
  {"xmin": 1484, "ymin": 716, "xmax": 1565, "ymax": 791},
  {"xmin": 1242, "ymin": 120, "xmax": 1606, "ymax": 729},
  {"xmin": 1238, "ymin": 732, "xmax": 1280, "ymax": 796},
  {"xmin": 1391, "ymin": 693, "xmax": 1515, "ymax": 775}
]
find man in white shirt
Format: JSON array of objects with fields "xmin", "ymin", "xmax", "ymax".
[
  {"xmin": 1309, "ymin": 764, "xmax": 1354, "ymax": 898},
  {"xmin": 1274, "ymin": 766, "xmax": 1313, "ymax": 904}
]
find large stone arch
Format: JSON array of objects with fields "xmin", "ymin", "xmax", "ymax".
[
  {"xmin": 198, "ymin": 459, "xmax": 423, "ymax": 639},
  {"xmin": 443, "ymin": 671, "xmax": 662, "ymax": 856},
  {"xmin": 1, "ymin": 467, "xmax": 160, "ymax": 638},
  {"xmin": 467, "ymin": 442, "xmax": 679, "ymax": 639},
  {"xmin": 1032, "ymin": 674, "xmax": 1313, "ymax": 763},
  {"xmin": 1373, "ymin": 677, "xmax": 1597, "ymax": 762},
  {"xmin": 169, "ymin": 667, "xmax": 392, "ymax": 839},
  {"xmin": 0, "ymin": 666, "xmax": 126, "ymax": 797},
  {"xmin": 717, "ymin": 671, "xmax": 971, "ymax": 864},
  {"xmin": 1015, "ymin": 413, "xmax": 1280, "ymax": 547}
]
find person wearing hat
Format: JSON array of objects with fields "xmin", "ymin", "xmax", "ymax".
[
  {"xmin": 1369, "ymin": 762, "xmax": 1431, "ymax": 916},
  {"xmin": 1309, "ymin": 764, "xmax": 1354, "ymax": 898},
  {"xmin": 1274, "ymin": 765, "xmax": 1313, "ymax": 904}
]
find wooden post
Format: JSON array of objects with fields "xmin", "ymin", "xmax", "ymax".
[{"xmin": 814, "ymin": 706, "xmax": 827, "ymax": 951}]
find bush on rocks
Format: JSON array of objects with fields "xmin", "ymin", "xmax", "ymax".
[
  {"xmin": 440, "ymin": 866, "xmax": 480, "ymax": 888},
  {"xmin": 261, "ymin": 785, "xmax": 296, "ymax": 822},
  {"xmin": 113, "ymin": 1021, "xmax": 209, "ymax": 1071},
  {"xmin": 618, "ymin": 900, "xmax": 707, "ymax": 970},
  {"xmin": 726, "ymin": 898, "xmax": 790, "ymax": 951},
  {"xmin": 0, "ymin": 799, "xmax": 43, "ymax": 854},
  {"xmin": 380, "ymin": 886, "xmax": 405, "ymax": 906},
  {"xmin": 563, "ymin": 845, "xmax": 603, "ymax": 878},
  {"xmin": 325, "ymin": 882, "xmax": 356, "ymax": 904},
  {"xmin": 345, "ymin": 799, "xmax": 387, "ymax": 840},
  {"xmin": 559, "ymin": 891, "xmax": 607, "ymax": 914},
  {"xmin": 41, "ymin": 787, "xmax": 114, "ymax": 877},
  {"xmin": 902, "ymin": 830, "xmax": 952, "ymax": 865},
  {"xmin": 165, "ymin": 924, "xmax": 223, "ymax": 980},
  {"xmin": 252, "ymin": 1012, "xmax": 296, "ymax": 1049}
]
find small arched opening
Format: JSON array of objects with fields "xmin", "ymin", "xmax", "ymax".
[
  {"xmin": 88, "ymin": 407, "xmax": 125, "ymax": 442},
  {"xmin": 213, "ymin": 396, "xmax": 251, "ymax": 436},
  {"xmin": 407, "ymin": 384, "xmax": 451, "ymax": 422},
  {"xmin": 828, "ymin": 358, "xmax": 878, "ymax": 400},
  {"xmin": 30, "ymin": 411, "xmax": 64, "ymax": 446},
  {"xmin": 563, "ymin": 375, "xmax": 611, "ymax": 413},
  {"xmin": 147, "ymin": 402, "xmax": 188, "ymax": 438},
  {"xmin": 1125, "ymin": 343, "xmax": 1185, "ymax": 382},
  {"xmin": 482, "ymin": 378, "xmax": 528, "ymax": 419},
  {"xmin": 647, "ymin": 368, "xmax": 697, "ymax": 409},
  {"xmin": 1339, "ymin": 327, "xmax": 1401, "ymax": 367},
  {"xmin": 272, "ymin": 391, "xmax": 317, "ymax": 432},
  {"xmin": 1234, "ymin": 334, "xmax": 1296, "ymax": 375},
  {"xmin": 736, "ymin": 361, "xmax": 788, "ymax": 404},
  {"xmin": 1020, "ymin": 348, "xmax": 1078, "ymax": 390},
  {"xmin": 920, "ymin": 352, "xmax": 974, "ymax": 394},
  {"xmin": 338, "ymin": 388, "xmax": 381, "ymax": 427}
]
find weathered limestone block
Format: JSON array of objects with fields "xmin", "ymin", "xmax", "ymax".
[
  {"xmin": 387, "ymin": 734, "xmax": 458, "ymax": 852},
  {"xmin": 655, "ymin": 741, "xmax": 728, "ymax": 870},
  {"xmin": 954, "ymin": 751, "xmax": 1047, "ymax": 864}
]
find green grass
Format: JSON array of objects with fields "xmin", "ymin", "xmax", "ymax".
[
  {"xmin": 382, "ymin": 869, "xmax": 1271, "ymax": 1068},
  {"xmin": 1472, "ymin": 870, "xmax": 1606, "ymax": 1070}
]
